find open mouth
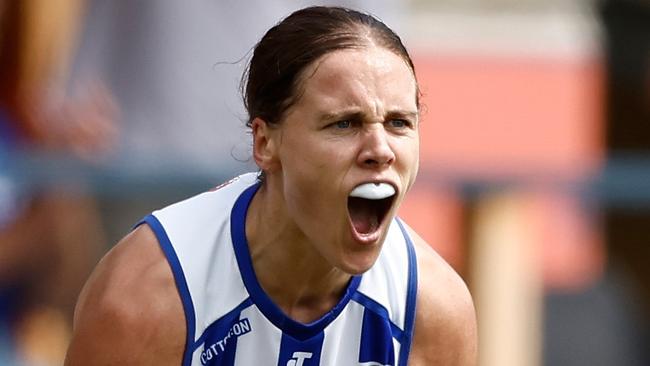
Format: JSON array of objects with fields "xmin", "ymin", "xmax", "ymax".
[{"xmin": 347, "ymin": 183, "xmax": 396, "ymax": 235}]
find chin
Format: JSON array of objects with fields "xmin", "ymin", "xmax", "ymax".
[{"xmin": 338, "ymin": 251, "xmax": 381, "ymax": 276}]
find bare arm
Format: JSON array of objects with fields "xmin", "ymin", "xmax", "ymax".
[
  {"xmin": 407, "ymin": 227, "xmax": 478, "ymax": 366},
  {"xmin": 64, "ymin": 224, "xmax": 186, "ymax": 365}
]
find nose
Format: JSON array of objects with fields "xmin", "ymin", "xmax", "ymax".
[{"xmin": 357, "ymin": 125, "xmax": 395, "ymax": 169}]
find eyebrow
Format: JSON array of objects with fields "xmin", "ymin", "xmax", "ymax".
[
  {"xmin": 385, "ymin": 110, "xmax": 419, "ymax": 121},
  {"xmin": 318, "ymin": 110, "xmax": 364, "ymax": 122}
]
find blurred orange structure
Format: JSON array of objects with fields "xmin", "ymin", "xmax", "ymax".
[{"xmin": 399, "ymin": 52, "xmax": 605, "ymax": 289}]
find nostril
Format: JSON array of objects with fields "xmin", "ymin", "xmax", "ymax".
[
  {"xmin": 363, "ymin": 156, "xmax": 393, "ymax": 167},
  {"xmin": 364, "ymin": 158, "xmax": 378, "ymax": 166}
]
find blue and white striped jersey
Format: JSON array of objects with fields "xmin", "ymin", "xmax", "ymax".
[{"xmin": 142, "ymin": 173, "xmax": 418, "ymax": 366}]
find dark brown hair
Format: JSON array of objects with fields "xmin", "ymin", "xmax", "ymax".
[{"xmin": 242, "ymin": 6, "xmax": 419, "ymax": 128}]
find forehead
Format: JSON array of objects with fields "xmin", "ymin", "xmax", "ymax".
[{"xmin": 291, "ymin": 47, "xmax": 418, "ymax": 116}]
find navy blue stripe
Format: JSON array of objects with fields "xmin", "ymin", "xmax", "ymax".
[
  {"xmin": 193, "ymin": 297, "xmax": 254, "ymax": 350},
  {"xmin": 359, "ymin": 307, "xmax": 395, "ymax": 365},
  {"xmin": 396, "ymin": 219, "xmax": 418, "ymax": 366},
  {"xmin": 230, "ymin": 183, "xmax": 363, "ymax": 341},
  {"xmin": 139, "ymin": 215, "xmax": 196, "ymax": 366},
  {"xmin": 351, "ymin": 291, "xmax": 404, "ymax": 342},
  {"xmin": 277, "ymin": 331, "xmax": 324, "ymax": 366}
]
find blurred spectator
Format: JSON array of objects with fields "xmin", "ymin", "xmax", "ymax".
[
  {"xmin": 0, "ymin": 0, "xmax": 118, "ymax": 364},
  {"xmin": 601, "ymin": 0, "xmax": 650, "ymax": 363}
]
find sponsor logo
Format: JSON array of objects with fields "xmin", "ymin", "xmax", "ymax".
[
  {"xmin": 200, "ymin": 318, "xmax": 252, "ymax": 365},
  {"xmin": 286, "ymin": 351, "xmax": 313, "ymax": 366}
]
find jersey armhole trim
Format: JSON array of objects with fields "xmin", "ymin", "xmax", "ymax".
[
  {"xmin": 396, "ymin": 218, "xmax": 418, "ymax": 366},
  {"xmin": 138, "ymin": 215, "xmax": 196, "ymax": 366}
]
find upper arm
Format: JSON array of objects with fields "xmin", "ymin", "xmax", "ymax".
[
  {"xmin": 64, "ymin": 224, "xmax": 186, "ymax": 366},
  {"xmin": 406, "ymin": 227, "xmax": 478, "ymax": 366}
]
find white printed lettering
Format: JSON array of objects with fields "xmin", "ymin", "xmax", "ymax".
[
  {"xmin": 210, "ymin": 344, "xmax": 219, "ymax": 355},
  {"xmin": 240, "ymin": 321, "xmax": 251, "ymax": 333},
  {"xmin": 200, "ymin": 318, "xmax": 252, "ymax": 365}
]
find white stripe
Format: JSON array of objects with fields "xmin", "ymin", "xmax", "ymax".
[
  {"xmin": 233, "ymin": 305, "xmax": 283, "ymax": 364},
  {"xmin": 357, "ymin": 220, "xmax": 409, "ymax": 330},
  {"xmin": 320, "ymin": 301, "xmax": 365, "ymax": 365}
]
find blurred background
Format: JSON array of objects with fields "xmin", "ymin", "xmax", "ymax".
[{"xmin": 0, "ymin": 0, "xmax": 648, "ymax": 365}]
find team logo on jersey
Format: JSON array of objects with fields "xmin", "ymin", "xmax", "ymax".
[
  {"xmin": 200, "ymin": 318, "xmax": 252, "ymax": 365},
  {"xmin": 286, "ymin": 351, "xmax": 313, "ymax": 366}
]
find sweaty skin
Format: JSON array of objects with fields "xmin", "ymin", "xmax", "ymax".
[{"xmin": 65, "ymin": 47, "xmax": 477, "ymax": 365}]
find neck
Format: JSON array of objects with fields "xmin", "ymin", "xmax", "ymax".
[{"xmin": 246, "ymin": 182, "xmax": 352, "ymax": 323}]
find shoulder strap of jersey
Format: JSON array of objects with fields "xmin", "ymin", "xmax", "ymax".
[{"xmin": 395, "ymin": 218, "xmax": 418, "ymax": 366}]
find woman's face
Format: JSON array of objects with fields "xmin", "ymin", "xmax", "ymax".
[{"xmin": 265, "ymin": 46, "xmax": 420, "ymax": 275}]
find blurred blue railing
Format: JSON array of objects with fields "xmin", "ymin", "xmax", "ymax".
[{"xmin": 2, "ymin": 150, "xmax": 650, "ymax": 208}]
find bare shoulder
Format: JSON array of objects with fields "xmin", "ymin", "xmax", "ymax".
[
  {"xmin": 65, "ymin": 224, "xmax": 185, "ymax": 365},
  {"xmin": 405, "ymin": 224, "xmax": 478, "ymax": 366}
]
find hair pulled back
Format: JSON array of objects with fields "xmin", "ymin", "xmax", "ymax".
[{"xmin": 242, "ymin": 6, "xmax": 418, "ymax": 128}]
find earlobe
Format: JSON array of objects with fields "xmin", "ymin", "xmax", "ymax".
[{"xmin": 251, "ymin": 117, "xmax": 279, "ymax": 172}]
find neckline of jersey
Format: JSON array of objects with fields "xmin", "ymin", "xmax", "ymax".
[{"xmin": 230, "ymin": 181, "xmax": 362, "ymax": 341}]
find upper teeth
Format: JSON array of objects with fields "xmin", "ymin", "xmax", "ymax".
[{"xmin": 349, "ymin": 183, "xmax": 395, "ymax": 200}]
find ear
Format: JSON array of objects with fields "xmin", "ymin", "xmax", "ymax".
[{"xmin": 251, "ymin": 117, "xmax": 280, "ymax": 172}]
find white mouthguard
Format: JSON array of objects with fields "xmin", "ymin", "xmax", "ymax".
[{"xmin": 349, "ymin": 183, "xmax": 395, "ymax": 200}]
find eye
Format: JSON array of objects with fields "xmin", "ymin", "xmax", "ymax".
[
  {"xmin": 334, "ymin": 120, "xmax": 351, "ymax": 129},
  {"xmin": 388, "ymin": 119, "xmax": 409, "ymax": 128}
]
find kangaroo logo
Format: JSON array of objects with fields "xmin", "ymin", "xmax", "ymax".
[{"xmin": 286, "ymin": 351, "xmax": 313, "ymax": 366}]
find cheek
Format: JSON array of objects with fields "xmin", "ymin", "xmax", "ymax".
[
  {"xmin": 282, "ymin": 134, "xmax": 351, "ymax": 178},
  {"xmin": 411, "ymin": 143, "xmax": 420, "ymax": 176},
  {"xmin": 280, "ymin": 144, "xmax": 350, "ymax": 220},
  {"xmin": 395, "ymin": 138, "xmax": 420, "ymax": 193},
  {"xmin": 280, "ymin": 145, "xmax": 332, "ymax": 206},
  {"xmin": 397, "ymin": 137, "xmax": 420, "ymax": 169}
]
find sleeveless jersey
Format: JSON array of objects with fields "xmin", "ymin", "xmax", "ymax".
[{"xmin": 141, "ymin": 173, "xmax": 418, "ymax": 366}]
